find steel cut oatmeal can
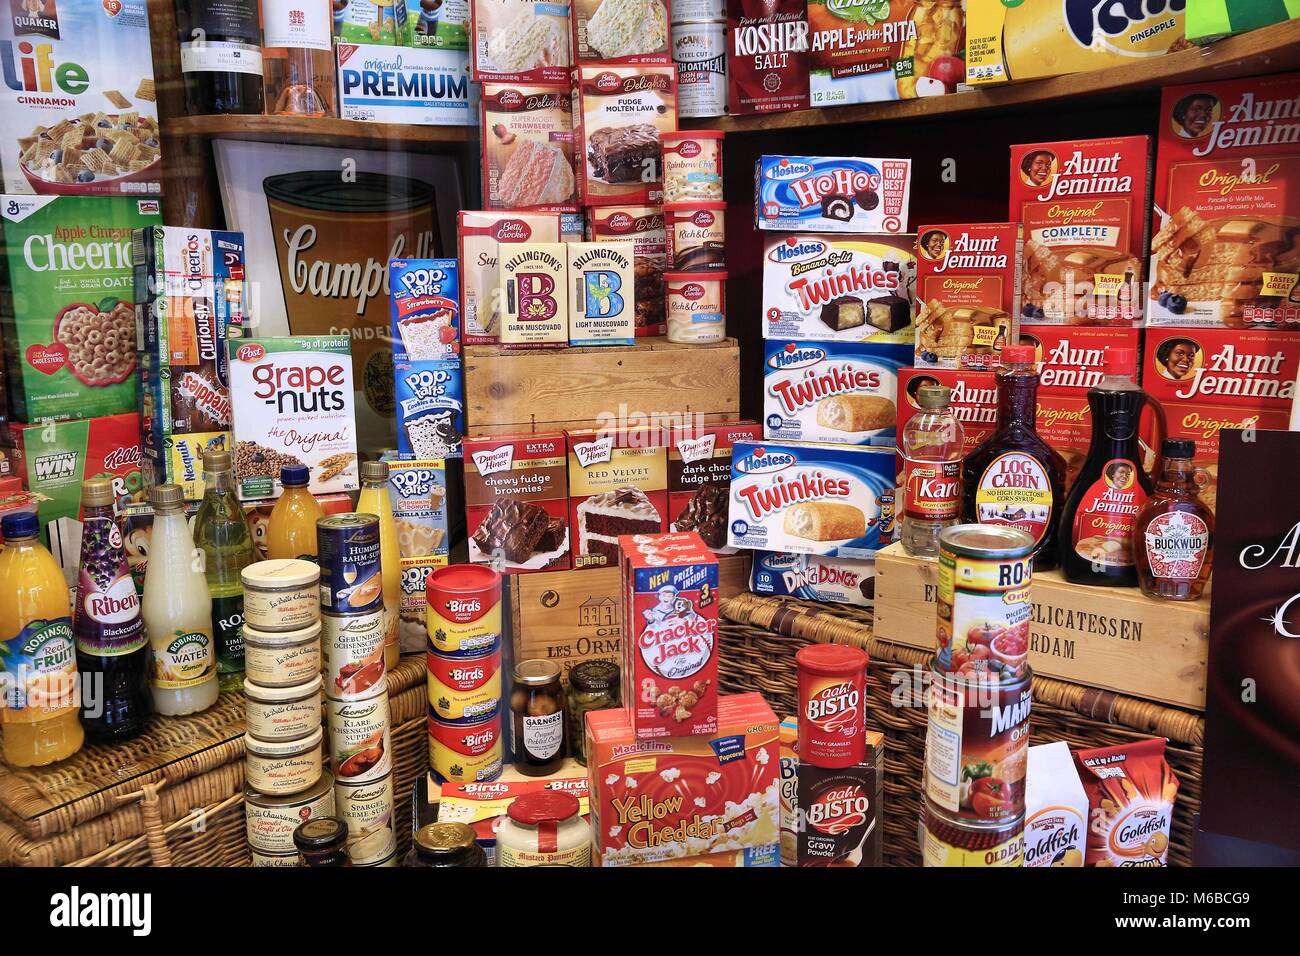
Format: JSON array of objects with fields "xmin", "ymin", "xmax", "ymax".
[
  {"xmin": 426, "ymin": 564, "xmax": 502, "ymax": 657},
  {"xmin": 936, "ymin": 524, "xmax": 1033, "ymax": 681},
  {"xmin": 795, "ymin": 644, "xmax": 869, "ymax": 768}
]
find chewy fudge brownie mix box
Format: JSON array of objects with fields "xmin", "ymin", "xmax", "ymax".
[
  {"xmin": 566, "ymin": 426, "xmax": 668, "ymax": 570},
  {"xmin": 464, "ymin": 432, "xmax": 570, "ymax": 572}
]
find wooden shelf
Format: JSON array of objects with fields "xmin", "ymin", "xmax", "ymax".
[
  {"xmin": 686, "ymin": 18, "xmax": 1300, "ymax": 134},
  {"xmin": 163, "ymin": 114, "xmax": 476, "ymax": 153}
]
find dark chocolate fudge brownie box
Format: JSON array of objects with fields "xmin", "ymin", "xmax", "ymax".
[
  {"xmin": 464, "ymin": 432, "xmax": 570, "ymax": 572},
  {"xmin": 566, "ymin": 426, "xmax": 669, "ymax": 570},
  {"xmin": 668, "ymin": 422, "xmax": 761, "ymax": 552}
]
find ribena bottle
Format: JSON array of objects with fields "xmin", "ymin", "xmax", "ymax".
[
  {"xmin": 1134, "ymin": 439, "xmax": 1213, "ymax": 601},
  {"xmin": 901, "ymin": 384, "xmax": 965, "ymax": 557}
]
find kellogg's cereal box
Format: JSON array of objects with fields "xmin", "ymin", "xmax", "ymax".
[
  {"xmin": 727, "ymin": 0, "xmax": 810, "ymax": 115},
  {"xmin": 390, "ymin": 258, "xmax": 460, "ymax": 362},
  {"xmin": 913, "ymin": 222, "xmax": 1018, "ymax": 369},
  {"xmin": 395, "ymin": 359, "xmax": 464, "ymax": 457}
]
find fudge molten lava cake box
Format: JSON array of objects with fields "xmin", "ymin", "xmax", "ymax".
[
  {"xmin": 566, "ymin": 427, "xmax": 668, "ymax": 569},
  {"xmin": 575, "ymin": 64, "xmax": 677, "ymax": 207}
]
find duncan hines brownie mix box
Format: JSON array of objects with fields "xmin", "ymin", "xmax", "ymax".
[
  {"xmin": 575, "ymin": 65, "xmax": 677, "ymax": 207},
  {"xmin": 1019, "ymin": 325, "xmax": 1144, "ymax": 394},
  {"xmin": 566, "ymin": 427, "xmax": 668, "ymax": 569},
  {"xmin": 668, "ymin": 422, "xmax": 761, "ymax": 551},
  {"xmin": 1141, "ymin": 327, "xmax": 1300, "ymax": 412},
  {"xmin": 727, "ymin": 0, "xmax": 810, "ymax": 115},
  {"xmin": 480, "ymin": 82, "xmax": 577, "ymax": 212},
  {"xmin": 756, "ymin": 155, "xmax": 913, "ymax": 233},
  {"xmin": 587, "ymin": 205, "xmax": 667, "ymax": 336},
  {"xmin": 1009, "ymin": 135, "xmax": 1152, "ymax": 325},
  {"xmin": 457, "ymin": 211, "xmax": 562, "ymax": 343},
  {"xmin": 570, "ymin": 0, "xmax": 671, "ymax": 66},
  {"xmin": 913, "ymin": 222, "xmax": 1018, "ymax": 369},
  {"xmin": 1149, "ymin": 72, "xmax": 1300, "ymax": 328},
  {"xmin": 464, "ymin": 432, "xmax": 570, "ymax": 572},
  {"xmin": 470, "ymin": 0, "xmax": 572, "ymax": 83}
]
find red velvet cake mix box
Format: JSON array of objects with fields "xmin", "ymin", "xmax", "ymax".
[
  {"xmin": 464, "ymin": 432, "xmax": 570, "ymax": 573},
  {"xmin": 913, "ymin": 222, "xmax": 1018, "ymax": 370},
  {"xmin": 566, "ymin": 427, "xmax": 669, "ymax": 570},
  {"xmin": 1142, "ymin": 327, "xmax": 1300, "ymax": 411},
  {"xmin": 667, "ymin": 422, "xmax": 762, "ymax": 552},
  {"xmin": 1019, "ymin": 324, "xmax": 1143, "ymax": 394}
]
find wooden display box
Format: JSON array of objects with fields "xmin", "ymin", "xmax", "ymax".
[
  {"xmin": 463, "ymin": 336, "xmax": 741, "ymax": 435},
  {"xmin": 873, "ymin": 543, "xmax": 1209, "ymax": 710},
  {"xmin": 511, "ymin": 554, "xmax": 750, "ymax": 684}
]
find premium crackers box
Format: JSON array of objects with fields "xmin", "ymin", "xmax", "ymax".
[
  {"xmin": 570, "ymin": 0, "xmax": 671, "ymax": 65},
  {"xmin": 390, "ymin": 258, "xmax": 461, "ymax": 363},
  {"xmin": 2, "ymin": 195, "xmax": 161, "ymax": 423},
  {"xmin": 1009, "ymin": 136, "xmax": 1152, "ymax": 326},
  {"xmin": 1148, "ymin": 73, "xmax": 1300, "ymax": 328},
  {"xmin": 336, "ymin": 43, "xmax": 475, "ymax": 124},
  {"xmin": 498, "ymin": 242, "xmax": 569, "ymax": 347},
  {"xmin": 727, "ymin": 0, "xmax": 810, "ymax": 114},
  {"xmin": 574, "ymin": 65, "xmax": 677, "ymax": 207},
  {"xmin": 469, "ymin": 0, "xmax": 572, "ymax": 83},
  {"xmin": 668, "ymin": 422, "xmax": 761, "ymax": 551},
  {"xmin": 587, "ymin": 205, "xmax": 667, "ymax": 336},
  {"xmin": 913, "ymin": 222, "xmax": 1017, "ymax": 369},
  {"xmin": 756, "ymin": 156, "xmax": 913, "ymax": 233},
  {"xmin": 568, "ymin": 241, "xmax": 636, "ymax": 345},
  {"xmin": 457, "ymin": 211, "xmax": 562, "ymax": 343},
  {"xmin": 395, "ymin": 359, "xmax": 464, "ymax": 457},
  {"xmin": 480, "ymin": 82, "xmax": 577, "ymax": 211},
  {"xmin": 464, "ymin": 432, "xmax": 569, "ymax": 572},
  {"xmin": 566, "ymin": 426, "xmax": 668, "ymax": 569}
]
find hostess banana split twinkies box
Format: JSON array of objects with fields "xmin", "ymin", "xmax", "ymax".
[{"xmin": 756, "ymin": 156, "xmax": 913, "ymax": 234}]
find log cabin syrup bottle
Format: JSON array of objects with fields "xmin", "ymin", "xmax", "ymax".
[
  {"xmin": 1057, "ymin": 348, "xmax": 1156, "ymax": 586},
  {"xmin": 962, "ymin": 345, "xmax": 1067, "ymax": 570}
]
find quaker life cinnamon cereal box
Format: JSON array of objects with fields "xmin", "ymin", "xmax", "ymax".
[
  {"xmin": 727, "ymin": 0, "xmax": 810, "ymax": 115},
  {"xmin": 463, "ymin": 432, "xmax": 569, "ymax": 572},
  {"xmin": 668, "ymin": 422, "xmax": 761, "ymax": 552},
  {"xmin": 336, "ymin": 43, "xmax": 475, "ymax": 125},
  {"xmin": 575, "ymin": 64, "xmax": 677, "ymax": 207},
  {"xmin": 2, "ymin": 195, "xmax": 160, "ymax": 424},
  {"xmin": 480, "ymin": 82, "xmax": 577, "ymax": 212},
  {"xmin": 913, "ymin": 222, "xmax": 1018, "ymax": 369},
  {"xmin": 571, "ymin": 0, "xmax": 670, "ymax": 65},
  {"xmin": 587, "ymin": 692, "xmax": 780, "ymax": 864},
  {"xmin": 750, "ymin": 551, "xmax": 874, "ymax": 607},
  {"xmin": 226, "ymin": 336, "xmax": 360, "ymax": 500},
  {"xmin": 728, "ymin": 441, "xmax": 894, "ymax": 558},
  {"xmin": 568, "ymin": 241, "xmax": 635, "ymax": 345},
  {"xmin": 134, "ymin": 225, "xmax": 245, "ymax": 500},
  {"xmin": 897, "ymin": 367, "xmax": 997, "ymax": 460},
  {"xmin": 566, "ymin": 426, "xmax": 668, "ymax": 570},
  {"xmin": 390, "ymin": 258, "xmax": 460, "ymax": 362},
  {"xmin": 457, "ymin": 211, "xmax": 562, "ymax": 343},
  {"xmin": 0, "ymin": 0, "xmax": 163, "ymax": 196},
  {"xmin": 407, "ymin": 0, "xmax": 469, "ymax": 49},
  {"xmin": 1009, "ymin": 135, "xmax": 1152, "ymax": 326},
  {"xmin": 588, "ymin": 205, "xmax": 667, "ymax": 336},
  {"xmin": 762, "ymin": 233, "xmax": 916, "ymax": 343},
  {"xmin": 756, "ymin": 155, "xmax": 913, "ymax": 233},
  {"xmin": 763, "ymin": 340, "xmax": 910, "ymax": 447},
  {"xmin": 498, "ymin": 242, "xmax": 569, "ymax": 347},
  {"xmin": 809, "ymin": 0, "xmax": 965, "ymax": 106},
  {"xmin": 1141, "ymin": 327, "xmax": 1300, "ymax": 412},
  {"xmin": 1019, "ymin": 325, "xmax": 1143, "ymax": 395},
  {"xmin": 1149, "ymin": 73, "xmax": 1300, "ymax": 328},
  {"xmin": 394, "ymin": 359, "xmax": 464, "ymax": 457},
  {"xmin": 470, "ymin": 0, "xmax": 571, "ymax": 83}
]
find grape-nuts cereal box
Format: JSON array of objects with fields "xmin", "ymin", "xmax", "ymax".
[{"xmin": 390, "ymin": 258, "xmax": 460, "ymax": 362}]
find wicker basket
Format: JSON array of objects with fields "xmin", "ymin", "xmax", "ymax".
[{"xmin": 719, "ymin": 592, "xmax": 1205, "ymax": 868}]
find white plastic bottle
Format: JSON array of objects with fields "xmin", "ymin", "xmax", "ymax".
[
  {"xmin": 143, "ymin": 484, "xmax": 219, "ymax": 715},
  {"xmin": 901, "ymin": 384, "xmax": 966, "ymax": 557}
]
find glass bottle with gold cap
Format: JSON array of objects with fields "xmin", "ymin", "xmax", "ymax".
[
  {"xmin": 355, "ymin": 460, "xmax": 400, "ymax": 669},
  {"xmin": 194, "ymin": 450, "xmax": 257, "ymax": 691},
  {"xmin": 403, "ymin": 822, "xmax": 488, "ymax": 867}
]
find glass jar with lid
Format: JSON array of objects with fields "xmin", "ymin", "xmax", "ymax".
[
  {"xmin": 509, "ymin": 659, "xmax": 566, "ymax": 776},
  {"xmin": 293, "ymin": 815, "xmax": 351, "ymax": 867},
  {"xmin": 403, "ymin": 822, "xmax": 488, "ymax": 867},
  {"xmin": 496, "ymin": 791, "xmax": 591, "ymax": 867},
  {"xmin": 566, "ymin": 660, "xmax": 620, "ymax": 766}
]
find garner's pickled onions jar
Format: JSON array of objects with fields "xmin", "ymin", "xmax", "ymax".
[{"xmin": 795, "ymin": 644, "xmax": 869, "ymax": 768}]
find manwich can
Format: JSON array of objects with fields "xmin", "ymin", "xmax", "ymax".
[
  {"xmin": 936, "ymin": 524, "xmax": 1033, "ymax": 681},
  {"xmin": 921, "ymin": 799, "xmax": 1025, "ymax": 867}
]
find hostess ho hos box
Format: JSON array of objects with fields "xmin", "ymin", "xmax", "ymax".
[{"xmin": 756, "ymin": 156, "xmax": 913, "ymax": 234}]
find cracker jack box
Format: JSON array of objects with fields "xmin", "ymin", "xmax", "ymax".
[
  {"xmin": 586, "ymin": 692, "xmax": 781, "ymax": 866},
  {"xmin": 727, "ymin": 441, "xmax": 895, "ymax": 558},
  {"xmin": 390, "ymin": 258, "xmax": 461, "ymax": 362},
  {"xmin": 336, "ymin": 43, "xmax": 475, "ymax": 125},
  {"xmin": 457, "ymin": 211, "xmax": 562, "ymax": 343},
  {"xmin": 394, "ymin": 359, "xmax": 464, "ymax": 458},
  {"xmin": 756, "ymin": 156, "xmax": 913, "ymax": 234},
  {"xmin": 750, "ymin": 552, "xmax": 875, "ymax": 607},
  {"xmin": 1148, "ymin": 73, "xmax": 1300, "ymax": 329},
  {"xmin": 667, "ymin": 422, "xmax": 762, "ymax": 552},
  {"xmin": 762, "ymin": 233, "xmax": 917, "ymax": 343},
  {"xmin": 763, "ymin": 340, "xmax": 910, "ymax": 447},
  {"xmin": 913, "ymin": 222, "xmax": 1018, "ymax": 369},
  {"xmin": 1141, "ymin": 327, "xmax": 1300, "ymax": 412}
]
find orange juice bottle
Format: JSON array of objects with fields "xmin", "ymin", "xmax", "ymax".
[
  {"xmin": 0, "ymin": 512, "xmax": 84, "ymax": 766},
  {"xmin": 356, "ymin": 460, "xmax": 400, "ymax": 669},
  {"xmin": 267, "ymin": 465, "xmax": 323, "ymax": 562}
]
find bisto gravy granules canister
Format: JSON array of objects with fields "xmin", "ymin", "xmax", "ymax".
[{"xmin": 795, "ymin": 643, "xmax": 869, "ymax": 768}]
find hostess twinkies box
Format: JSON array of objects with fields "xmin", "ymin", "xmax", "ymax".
[
  {"xmin": 568, "ymin": 242, "xmax": 636, "ymax": 345},
  {"xmin": 966, "ymin": 0, "xmax": 1186, "ymax": 86},
  {"xmin": 470, "ymin": 0, "xmax": 572, "ymax": 83},
  {"xmin": 762, "ymin": 233, "xmax": 917, "ymax": 343},
  {"xmin": 480, "ymin": 82, "xmax": 577, "ymax": 212},
  {"xmin": 1142, "ymin": 328, "xmax": 1300, "ymax": 412},
  {"xmin": 570, "ymin": 0, "xmax": 671, "ymax": 66},
  {"xmin": 728, "ymin": 441, "xmax": 895, "ymax": 558},
  {"xmin": 586, "ymin": 692, "xmax": 780, "ymax": 865},
  {"xmin": 407, "ymin": 0, "xmax": 469, "ymax": 49},
  {"xmin": 897, "ymin": 367, "xmax": 998, "ymax": 458},
  {"xmin": 575, "ymin": 64, "xmax": 677, "ymax": 207},
  {"xmin": 134, "ymin": 225, "xmax": 245, "ymax": 500},
  {"xmin": 457, "ymin": 211, "xmax": 562, "ymax": 343},
  {"xmin": 227, "ymin": 337, "xmax": 359, "ymax": 499},
  {"xmin": 395, "ymin": 359, "xmax": 464, "ymax": 457},
  {"xmin": 756, "ymin": 156, "xmax": 913, "ymax": 234},
  {"xmin": 499, "ymin": 242, "xmax": 569, "ymax": 348},
  {"xmin": 764, "ymin": 340, "xmax": 910, "ymax": 447},
  {"xmin": 914, "ymin": 222, "xmax": 1017, "ymax": 369},
  {"xmin": 1010, "ymin": 136, "xmax": 1152, "ymax": 326},
  {"xmin": 337, "ymin": 43, "xmax": 475, "ymax": 124},
  {"xmin": 751, "ymin": 552, "xmax": 875, "ymax": 607},
  {"xmin": 1149, "ymin": 73, "xmax": 1300, "ymax": 328},
  {"xmin": 588, "ymin": 205, "xmax": 667, "ymax": 336},
  {"xmin": 566, "ymin": 426, "xmax": 668, "ymax": 570},
  {"xmin": 1020, "ymin": 325, "xmax": 1143, "ymax": 394},
  {"xmin": 2, "ymin": 195, "xmax": 161, "ymax": 423},
  {"xmin": 464, "ymin": 432, "xmax": 569, "ymax": 572},
  {"xmin": 390, "ymin": 258, "xmax": 460, "ymax": 362},
  {"xmin": 668, "ymin": 422, "xmax": 762, "ymax": 551},
  {"xmin": 619, "ymin": 530, "xmax": 718, "ymax": 739}
]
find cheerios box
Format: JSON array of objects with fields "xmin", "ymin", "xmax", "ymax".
[
  {"xmin": 2, "ymin": 194, "xmax": 161, "ymax": 423},
  {"xmin": 586, "ymin": 692, "xmax": 781, "ymax": 866}
]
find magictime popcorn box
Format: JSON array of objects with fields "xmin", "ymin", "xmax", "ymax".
[
  {"xmin": 913, "ymin": 222, "xmax": 1018, "ymax": 369},
  {"xmin": 586, "ymin": 692, "xmax": 781, "ymax": 866}
]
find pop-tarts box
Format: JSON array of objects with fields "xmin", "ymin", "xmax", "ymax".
[
  {"xmin": 764, "ymin": 340, "xmax": 910, "ymax": 447},
  {"xmin": 336, "ymin": 43, "xmax": 475, "ymax": 125},
  {"xmin": 390, "ymin": 258, "xmax": 460, "ymax": 362},
  {"xmin": 728, "ymin": 441, "xmax": 894, "ymax": 559},
  {"xmin": 750, "ymin": 552, "xmax": 875, "ymax": 607},
  {"xmin": 756, "ymin": 156, "xmax": 913, "ymax": 234},
  {"xmin": 395, "ymin": 360, "xmax": 464, "ymax": 458}
]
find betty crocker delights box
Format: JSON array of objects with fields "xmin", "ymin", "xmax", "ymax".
[
  {"xmin": 574, "ymin": 64, "xmax": 677, "ymax": 208},
  {"xmin": 457, "ymin": 211, "xmax": 562, "ymax": 343}
]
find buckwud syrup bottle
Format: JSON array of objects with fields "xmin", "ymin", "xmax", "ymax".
[
  {"xmin": 962, "ymin": 345, "xmax": 1067, "ymax": 570},
  {"xmin": 1134, "ymin": 439, "xmax": 1213, "ymax": 601},
  {"xmin": 901, "ymin": 384, "xmax": 965, "ymax": 558},
  {"xmin": 1057, "ymin": 348, "xmax": 1157, "ymax": 586}
]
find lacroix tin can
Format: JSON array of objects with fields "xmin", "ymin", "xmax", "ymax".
[
  {"xmin": 326, "ymin": 685, "xmax": 393, "ymax": 785},
  {"xmin": 921, "ymin": 799, "xmax": 1025, "ymax": 867},
  {"xmin": 334, "ymin": 773, "xmax": 396, "ymax": 865},
  {"xmin": 317, "ymin": 514, "xmax": 383, "ymax": 614},
  {"xmin": 936, "ymin": 524, "xmax": 1033, "ymax": 681},
  {"xmin": 795, "ymin": 643, "xmax": 869, "ymax": 768},
  {"xmin": 925, "ymin": 665, "xmax": 1032, "ymax": 823},
  {"xmin": 428, "ymin": 710, "xmax": 503, "ymax": 784},
  {"xmin": 427, "ymin": 648, "xmax": 502, "ymax": 723},
  {"xmin": 322, "ymin": 609, "xmax": 386, "ymax": 700},
  {"xmin": 426, "ymin": 564, "xmax": 502, "ymax": 657}
]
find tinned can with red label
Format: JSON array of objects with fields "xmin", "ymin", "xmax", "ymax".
[
  {"xmin": 427, "ymin": 648, "xmax": 502, "ymax": 724},
  {"xmin": 795, "ymin": 643, "xmax": 869, "ymax": 768},
  {"xmin": 426, "ymin": 564, "xmax": 502, "ymax": 657},
  {"xmin": 921, "ymin": 799, "xmax": 1025, "ymax": 867},
  {"xmin": 428, "ymin": 710, "xmax": 503, "ymax": 784},
  {"xmin": 936, "ymin": 524, "xmax": 1033, "ymax": 680}
]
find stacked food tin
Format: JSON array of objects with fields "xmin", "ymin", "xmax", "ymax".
[
  {"xmin": 425, "ymin": 564, "xmax": 504, "ymax": 785},
  {"xmin": 670, "ymin": 0, "xmax": 727, "ymax": 118},
  {"xmin": 240, "ymin": 558, "xmax": 333, "ymax": 867},
  {"xmin": 319, "ymin": 514, "xmax": 397, "ymax": 868},
  {"xmin": 921, "ymin": 525, "xmax": 1034, "ymax": 867}
]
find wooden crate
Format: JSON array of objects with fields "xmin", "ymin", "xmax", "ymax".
[
  {"xmin": 463, "ymin": 337, "xmax": 740, "ymax": 435},
  {"xmin": 873, "ymin": 543, "xmax": 1209, "ymax": 711},
  {"xmin": 511, "ymin": 554, "xmax": 751, "ymax": 684}
]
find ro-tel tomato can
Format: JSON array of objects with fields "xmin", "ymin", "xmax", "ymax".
[
  {"xmin": 936, "ymin": 524, "xmax": 1033, "ymax": 681},
  {"xmin": 795, "ymin": 643, "xmax": 869, "ymax": 768},
  {"xmin": 427, "ymin": 647, "xmax": 502, "ymax": 723},
  {"xmin": 921, "ymin": 799, "xmax": 1025, "ymax": 867},
  {"xmin": 317, "ymin": 514, "xmax": 383, "ymax": 614},
  {"xmin": 428, "ymin": 710, "xmax": 503, "ymax": 784},
  {"xmin": 925, "ymin": 665, "xmax": 1032, "ymax": 823},
  {"xmin": 322, "ymin": 609, "xmax": 386, "ymax": 701},
  {"xmin": 326, "ymin": 683, "xmax": 393, "ymax": 785},
  {"xmin": 426, "ymin": 564, "xmax": 502, "ymax": 657}
]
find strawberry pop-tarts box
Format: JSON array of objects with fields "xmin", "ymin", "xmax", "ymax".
[{"xmin": 1141, "ymin": 327, "xmax": 1300, "ymax": 411}]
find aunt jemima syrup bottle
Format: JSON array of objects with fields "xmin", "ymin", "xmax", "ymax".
[
  {"xmin": 1057, "ymin": 348, "xmax": 1158, "ymax": 586},
  {"xmin": 962, "ymin": 345, "xmax": 1066, "ymax": 570}
]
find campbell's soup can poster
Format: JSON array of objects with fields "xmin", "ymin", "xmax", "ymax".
[{"xmin": 213, "ymin": 140, "xmax": 461, "ymax": 453}]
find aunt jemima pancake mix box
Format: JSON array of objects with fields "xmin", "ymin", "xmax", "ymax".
[
  {"xmin": 457, "ymin": 211, "xmax": 562, "ymax": 343},
  {"xmin": 1141, "ymin": 327, "xmax": 1300, "ymax": 412},
  {"xmin": 896, "ymin": 367, "xmax": 997, "ymax": 459},
  {"xmin": 1148, "ymin": 72, "xmax": 1300, "ymax": 328},
  {"xmin": 1009, "ymin": 136, "xmax": 1152, "ymax": 326},
  {"xmin": 566, "ymin": 426, "xmax": 668, "ymax": 569},
  {"xmin": 586, "ymin": 692, "xmax": 780, "ymax": 865},
  {"xmin": 464, "ymin": 432, "xmax": 569, "ymax": 572},
  {"xmin": 480, "ymin": 82, "xmax": 577, "ymax": 212},
  {"xmin": 575, "ymin": 65, "xmax": 677, "ymax": 207},
  {"xmin": 913, "ymin": 222, "xmax": 1018, "ymax": 369},
  {"xmin": 1019, "ymin": 325, "xmax": 1144, "ymax": 394}
]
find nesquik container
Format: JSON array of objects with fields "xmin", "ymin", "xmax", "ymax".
[
  {"xmin": 427, "ymin": 647, "xmax": 503, "ymax": 723},
  {"xmin": 428, "ymin": 709, "xmax": 503, "ymax": 784},
  {"xmin": 243, "ymin": 621, "xmax": 322, "ymax": 687},
  {"xmin": 661, "ymin": 131, "xmax": 723, "ymax": 201},
  {"xmin": 664, "ymin": 271, "xmax": 727, "ymax": 344},
  {"xmin": 241, "ymin": 559, "xmax": 321, "ymax": 631},
  {"xmin": 795, "ymin": 644, "xmax": 869, "ymax": 768},
  {"xmin": 426, "ymin": 564, "xmax": 502, "ymax": 657},
  {"xmin": 664, "ymin": 202, "xmax": 726, "ymax": 272}
]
